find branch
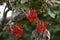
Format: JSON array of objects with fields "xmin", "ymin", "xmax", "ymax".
[
  {"xmin": 0, "ymin": 5, "xmax": 7, "ymax": 32},
  {"xmin": 0, "ymin": 1, "xmax": 10, "ymax": 39}
]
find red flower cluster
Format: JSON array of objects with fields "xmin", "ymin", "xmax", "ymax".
[
  {"xmin": 26, "ymin": 9, "xmax": 38, "ymax": 23},
  {"xmin": 36, "ymin": 21, "xmax": 46, "ymax": 33},
  {"xmin": 12, "ymin": 25, "xmax": 23, "ymax": 38}
]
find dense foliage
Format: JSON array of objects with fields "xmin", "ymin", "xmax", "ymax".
[{"xmin": 0, "ymin": 0, "xmax": 60, "ymax": 40}]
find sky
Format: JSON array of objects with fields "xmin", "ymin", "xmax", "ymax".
[{"xmin": 0, "ymin": 3, "xmax": 12, "ymax": 19}]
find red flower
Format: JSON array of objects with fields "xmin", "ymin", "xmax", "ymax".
[
  {"xmin": 26, "ymin": 9, "xmax": 38, "ymax": 23},
  {"xmin": 12, "ymin": 25, "xmax": 23, "ymax": 38},
  {"xmin": 36, "ymin": 21, "xmax": 46, "ymax": 33}
]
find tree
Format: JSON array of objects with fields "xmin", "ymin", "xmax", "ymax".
[{"xmin": 0, "ymin": 0, "xmax": 60, "ymax": 40}]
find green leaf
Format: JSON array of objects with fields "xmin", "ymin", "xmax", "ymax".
[
  {"xmin": 48, "ymin": 9, "xmax": 56, "ymax": 18},
  {"xmin": 21, "ymin": 0, "xmax": 28, "ymax": 4}
]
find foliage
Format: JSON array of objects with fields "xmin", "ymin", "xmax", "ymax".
[{"xmin": 0, "ymin": 0, "xmax": 60, "ymax": 40}]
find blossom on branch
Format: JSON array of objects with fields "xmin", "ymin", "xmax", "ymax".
[
  {"xmin": 26, "ymin": 8, "xmax": 38, "ymax": 23},
  {"xmin": 12, "ymin": 25, "xmax": 23, "ymax": 38},
  {"xmin": 36, "ymin": 21, "xmax": 46, "ymax": 33}
]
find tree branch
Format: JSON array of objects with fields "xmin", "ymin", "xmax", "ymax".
[{"xmin": 0, "ymin": 1, "xmax": 10, "ymax": 39}]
